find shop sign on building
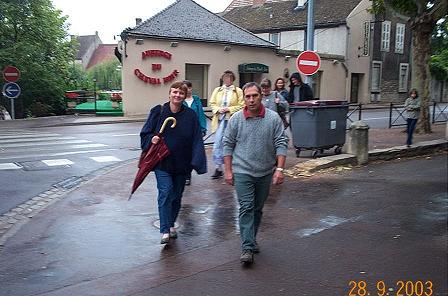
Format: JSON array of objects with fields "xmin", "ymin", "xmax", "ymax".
[
  {"xmin": 238, "ymin": 63, "xmax": 269, "ymax": 73},
  {"xmin": 135, "ymin": 49, "xmax": 179, "ymax": 85}
]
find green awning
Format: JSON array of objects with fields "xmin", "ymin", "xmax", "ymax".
[{"xmin": 238, "ymin": 63, "xmax": 269, "ymax": 73}]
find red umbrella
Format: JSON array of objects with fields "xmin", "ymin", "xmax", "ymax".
[{"xmin": 128, "ymin": 117, "xmax": 177, "ymax": 200}]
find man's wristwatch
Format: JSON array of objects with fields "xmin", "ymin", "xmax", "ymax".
[{"xmin": 275, "ymin": 167, "xmax": 284, "ymax": 172}]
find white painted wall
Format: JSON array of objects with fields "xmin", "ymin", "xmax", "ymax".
[
  {"xmin": 314, "ymin": 26, "xmax": 347, "ymax": 55},
  {"xmin": 279, "ymin": 30, "xmax": 305, "ymax": 51},
  {"xmin": 257, "ymin": 26, "xmax": 346, "ymax": 56},
  {"xmin": 121, "ymin": 38, "xmax": 347, "ymax": 116}
]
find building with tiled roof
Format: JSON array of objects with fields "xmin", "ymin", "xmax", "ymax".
[
  {"xmin": 222, "ymin": 0, "xmax": 413, "ymax": 103},
  {"xmin": 118, "ymin": 0, "xmax": 353, "ymax": 116},
  {"xmin": 86, "ymin": 44, "xmax": 117, "ymax": 69},
  {"xmin": 123, "ymin": 0, "xmax": 275, "ymax": 48},
  {"xmin": 74, "ymin": 32, "xmax": 102, "ymax": 69}
]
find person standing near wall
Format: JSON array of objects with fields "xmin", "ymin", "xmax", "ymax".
[
  {"xmin": 404, "ymin": 88, "xmax": 421, "ymax": 147},
  {"xmin": 273, "ymin": 77, "xmax": 289, "ymax": 100},
  {"xmin": 287, "ymin": 72, "xmax": 313, "ymax": 103},
  {"xmin": 223, "ymin": 82, "xmax": 288, "ymax": 264},
  {"xmin": 182, "ymin": 80, "xmax": 207, "ymax": 186},
  {"xmin": 209, "ymin": 70, "xmax": 244, "ymax": 179}
]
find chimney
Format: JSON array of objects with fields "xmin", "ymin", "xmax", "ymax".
[
  {"xmin": 252, "ymin": 0, "xmax": 266, "ymax": 6},
  {"xmin": 136, "ymin": 18, "xmax": 142, "ymax": 26}
]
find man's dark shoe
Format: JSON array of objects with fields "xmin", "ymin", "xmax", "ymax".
[
  {"xmin": 185, "ymin": 179, "xmax": 191, "ymax": 186},
  {"xmin": 240, "ymin": 249, "xmax": 254, "ymax": 263},
  {"xmin": 211, "ymin": 169, "xmax": 223, "ymax": 179},
  {"xmin": 253, "ymin": 241, "xmax": 260, "ymax": 253}
]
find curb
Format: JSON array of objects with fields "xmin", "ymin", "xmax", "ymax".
[{"xmin": 285, "ymin": 139, "xmax": 448, "ymax": 177}]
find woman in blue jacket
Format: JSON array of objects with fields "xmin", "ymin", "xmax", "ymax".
[
  {"xmin": 140, "ymin": 81, "xmax": 207, "ymax": 244},
  {"xmin": 182, "ymin": 80, "xmax": 207, "ymax": 185}
]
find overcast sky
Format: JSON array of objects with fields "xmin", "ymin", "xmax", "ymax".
[{"xmin": 51, "ymin": 0, "xmax": 233, "ymax": 44}]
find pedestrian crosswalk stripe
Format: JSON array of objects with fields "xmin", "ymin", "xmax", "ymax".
[
  {"xmin": 0, "ymin": 139, "xmax": 90, "ymax": 149},
  {"xmin": 0, "ymin": 136, "xmax": 76, "ymax": 144},
  {"xmin": 0, "ymin": 148, "xmax": 118, "ymax": 160},
  {"xmin": 112, "ymin": 133, "xmax": 139, "ymax": 137},
  {"xmin": 0, "ymin": 133, "xmax": 61, "ymax": 140},
  {"xmin": 0, "ymin": 163, "xmax": 21, "ymax": 170},
  {"xmin": 89, "ymin": 156, "xmax": 121, "ymax": 162},
  {"xmin": 71, "ymin": 143, "xmax": 108, "ymax": 149},
  {"xmin": 41, "ymin": 159, "xmax": 74, "ymax": 166}
]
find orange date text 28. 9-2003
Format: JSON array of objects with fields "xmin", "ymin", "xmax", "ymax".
[{"xmin": 348, "ymin": 280, "xmax": 434, "ymax": 296}]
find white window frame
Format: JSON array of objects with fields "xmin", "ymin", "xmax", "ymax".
[
  {"xmin": 371, "ymin": 61, "xmax": 382, "ymax": 92},
  {"xmin": 381, "ymin": 21, "xmax": 391, "ymax": 52},
  {"xmin": 398, "ymin": 63, "xmax": 409, "ymax": 92},
  {"xmin": 395, "ymin": 23, "xmax": 405, "ymax": 54},
  {"xmin": 269, "ymin": 32, "xmax": 280, "ymax": 46}
]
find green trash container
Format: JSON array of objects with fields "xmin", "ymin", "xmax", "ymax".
[{"xmin": 289, "ymin": 100, "xmax": 348, "ymax": 158}]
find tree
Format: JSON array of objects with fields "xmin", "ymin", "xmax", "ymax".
[
  {"xmin": 0, "ymin": 0, "xmax": 77, "ymax": 117},
  {"xmin": 372, "ymin": 0, "xmax": 448, "ymax": 133},
  {"xmin": 86, "ymin": 59, "xmax": 122, "ymax": 91},
  {"xmin": 430, "ymin": 18, "xmax": 448, "ymax": 81}
]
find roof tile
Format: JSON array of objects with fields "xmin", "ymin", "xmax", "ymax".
[{"xmin": 124, "ymin": 0, "xmax": 276, "ymax": 48}]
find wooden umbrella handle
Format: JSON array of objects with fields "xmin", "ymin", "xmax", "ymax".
[{"xmin": 159, "ymin": 117, "xmax": 177, "ymax": 134}]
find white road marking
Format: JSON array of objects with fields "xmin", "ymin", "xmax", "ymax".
[
  {"xmin": 42, "ymin": 159, "xmax": 74, "ymax": 166},
  {"xmin": 0, "ymin": 139, "xmax": 90, "ymax": 148},
  {"xmin": 0, "ymin": 133, "xmax": 61, "ymax": 140},
  {"xmin": 112, "ymin": 133, "xmax": 139, "ymax": 137},
  {"xmin": 0, "ymin": 148, "xmax": 118, "ymax": 160},
  {"xmin": 90, "ymin": 156, "xmax": 121, "ymax": 162},
  {"xmin": 71, "ymin": 143, "xmax": 108, "ymax": 149},
  {"xmin": 0, "ymin": 136, "xmax": 76, "ymax": 144},
  {"xmin": 0, "ymin": 163, "xmax": 21, "ymax": 170}
]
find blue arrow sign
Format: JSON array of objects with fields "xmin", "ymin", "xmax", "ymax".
[{"xmin": 2, "ymin": 82, "xmax": 21, "ymax": 99}]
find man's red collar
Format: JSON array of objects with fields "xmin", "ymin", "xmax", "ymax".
[{"xmin": 243, "ymin": 104, "xmax": 266, "ymax": 119}]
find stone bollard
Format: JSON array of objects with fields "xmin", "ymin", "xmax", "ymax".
[{"xmin": 348, "ymin": 121, "xmax": 369, "ymax": 165}]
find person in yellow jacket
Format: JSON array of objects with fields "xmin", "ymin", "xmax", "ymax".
[{"xmin": 209, "ymin": 70, "xmax": 244, "ymax": 179}]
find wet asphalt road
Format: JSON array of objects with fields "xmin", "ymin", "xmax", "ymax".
[{"xmin": 0, "ymin": 153, "xmax": 446, "ymax": 296}]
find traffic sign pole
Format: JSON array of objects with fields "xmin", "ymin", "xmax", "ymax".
[
  {"xmin": 10, "ymin": 98, "xmax": 15, "ymax": 120},
  {"xmin": 305, "ymin": 0, "xmax": 315, "ymax": 87}
]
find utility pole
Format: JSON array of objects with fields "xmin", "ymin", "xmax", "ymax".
[{"xmin": 305, "ymin": 0, "xmax": 315, "ymax": 87}]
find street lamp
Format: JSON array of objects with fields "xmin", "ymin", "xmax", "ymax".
[{"xmin": 93, "ymin": 78, "xmax": 97, "ymax": 114}]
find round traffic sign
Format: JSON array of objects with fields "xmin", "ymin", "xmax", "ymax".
[
  {"xmin": 3, "ymin": 66, "xmax": 20, "ymax": 82},
  {"xmin": 2, "ymin": 82, "xmax": 21, "ymax": 99},
  {"xmin": 296, "ymin": 51, "xmax": 321, "ymax": 76}
]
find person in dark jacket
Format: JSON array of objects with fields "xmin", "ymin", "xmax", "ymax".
[
  {"xmin": 140, "ymin": 81, "xmax": 207, "ymax": 244},
  {"xmin": 182, "ymin": 80, "xmax": 207, "ymax": 186},
  {"xmin": 287, "ymin": 72, "xmax": 314, "ymax": 103}
]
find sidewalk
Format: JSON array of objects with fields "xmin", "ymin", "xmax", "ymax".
[{"xmin": 0, "ymin": 117, "xmax": 446, "ymax": 296}]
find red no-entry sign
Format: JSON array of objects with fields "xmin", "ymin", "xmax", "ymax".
[
  {"xmin": 296, "ymin": 51, "xmax": 321, "ymax": 76},
  {"xmin": 3, "ymin": 66, "xmax": 21, "ymax": 83}
]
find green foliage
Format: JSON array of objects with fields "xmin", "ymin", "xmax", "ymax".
[
  {"xmin": 430, "ymin": 18, "xmax": 447, "ymax": 80},
  {"xmin": 430, "ymin": 49, "xmax": 448, "ymax": 80},
  {"xmin": 66, "ymin": 62, "xmax": 90, "ymax": 90},
  {"xmin": 87, "ymin": 59, "xmax": 122, "ymax": 91},
  {"xmin": 0, "ymin": 0, "xmax": 77, "ymax": 117}
]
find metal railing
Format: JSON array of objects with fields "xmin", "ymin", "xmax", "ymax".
[
  {"xmin": 347, "ymin": 103, "xmax": 363, "ymax": 123},
  {"xmin": 432, "ymin": 101, "xmax": 448, "ymax": 123},
  {"xmin": 388, "ymin": 103, "xmax": 407, "ymax": 128}
]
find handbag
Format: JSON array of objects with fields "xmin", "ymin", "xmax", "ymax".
[{"xmin": 275, "ymin": 92, "xmax": 289, "ymax": 128}]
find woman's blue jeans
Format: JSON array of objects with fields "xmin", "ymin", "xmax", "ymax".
[
  {"xmin": 406, "ymin": 118, "xmax": 418, "ymax": 145},
  {"xmin": 154, "ymin": 170, "xmax": 187, "ymax": 234},
  {"xmin": 234, "ymin": 173, "xmax": 273, "ymax": 251}
]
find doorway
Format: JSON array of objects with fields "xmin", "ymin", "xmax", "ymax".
[{"xmin": 350, "ymin": 73, "xmax": 360, "ymax": 103}]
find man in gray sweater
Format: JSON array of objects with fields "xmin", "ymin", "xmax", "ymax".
[{"xmin": 223, "ymin": 82, "xmax": 289, "ymax": 264}]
